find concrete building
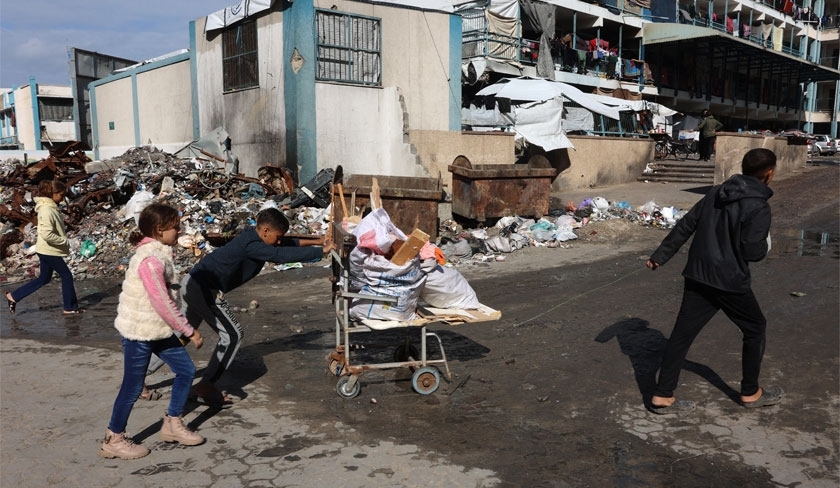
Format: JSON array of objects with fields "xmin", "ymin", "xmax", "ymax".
[
  {"xmin": 90, "ymin": 0, "xmax": 461, "ymax": 184},
  {"xmin": 0, "ymin": 78, "xmax": 76, "ymax": 151},
  {"xmin": 459, "ymin": 0, "xmax": 839, "ymax": 137}
]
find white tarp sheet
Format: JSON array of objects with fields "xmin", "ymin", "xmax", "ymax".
[
  {"xmin": 489, "ymin": 0, "xmax": 519, "ymax": 18},
  {"xmin": 476, "ymin": 78, "xmax": 623, "ymax": 120},
  {"xmin": 511, "ymin": 98, "xmax": 574, "ymax": 151},
  {"xmin": 205, "ymin": 0, "xmax": 275, "ymax": 32}
]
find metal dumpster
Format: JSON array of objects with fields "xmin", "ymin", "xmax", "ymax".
[
  {"xmin": 448, "ymin": 155, "xmax": 557, "ymax": 222},
  {"xmin": 335, "ymin": 174, "xmax": 443, "ymax": 241}
]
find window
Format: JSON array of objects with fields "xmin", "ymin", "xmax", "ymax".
[
  {"xmin": 222, "ymin": 20, "xmax": 259, "ymax": 92},
  {"xmin": 38, "ymin": 98, "xmax": 74, "ymax": 121},
  {"xmin": 316, "ymin": 9, "xmax": 381, "ymax": 86}
]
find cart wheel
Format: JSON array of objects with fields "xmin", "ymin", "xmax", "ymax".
[
  {"xmin": 411, "ymin": 367, "xmax": 441, "ymax": 395},
  {"xmin": 336, "ymin": 376, "xmax": 361, "ymax": 399},
  {"xmin": 393, "ymin": 344, "xmax": 420, "ymax": 362}
]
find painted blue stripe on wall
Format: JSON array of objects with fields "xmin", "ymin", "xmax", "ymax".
[
  {"xmin": 28, "ymin": 77, "xmax": 42, "ymax": 150},
  {"xmin": 449, "ymin": 14, "xmax": 462, "ymax": 131},
  {"xmin": 189, "ymin": 21, "xmax": 200, "ymax": 141},
  {"xmin": 283, "ymin": 0, "xmax": 318, "ymax": 184}
]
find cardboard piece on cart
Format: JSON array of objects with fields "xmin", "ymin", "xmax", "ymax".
[
  {"xmin": 390, "ymin": 228, "xmax": 430, "ymax": 265},
  {"xmin": 359, "ymin": 303, "xmax": 502, "ymax": 330}
]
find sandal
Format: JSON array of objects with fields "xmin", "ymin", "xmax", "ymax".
[
  {"xmin": 6, "ymin": 293, "xmax": 15, "ymax": 314},
  {"xmin": 189, "ymin": 382, "xmax": 233, "ymax": 408},
  {"xmin": 140, "ymin": 386, "xmax": 163, "ymax": 401},
  {"xmin": 648, "ymin": 399, "xmax": 696, "ymax": 415},
  {"xmin": 742, "ymin": 386, "xmax": 784, "ymax": 409},
  {"xmin": 63, "ymin": 308, "xmax": 86, "ymax": 315}
]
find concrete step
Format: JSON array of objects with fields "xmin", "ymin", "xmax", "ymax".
[
  {"xmin": 650, "ymin": 162, "xmax": 715, "ymax": 171},
  {"xmin": 637, "ymin": 174, "xmax": 713, "ymax": 184}
]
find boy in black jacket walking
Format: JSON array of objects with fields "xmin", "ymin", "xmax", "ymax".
[
  {"xmin": 149, "ymin": 208, "xmax": 334, "ymax": 405},
  {"xmin": 646, "ymin": 148, "xmax": 783, "ymax": 414}
]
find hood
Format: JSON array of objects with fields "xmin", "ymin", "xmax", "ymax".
[
  {"xmin": 717, "ymin": 174, "xmax": 773, "ymax": 203},
  {"xmin": 34, "ymin": 196, "xmax": 57, "ymax": 211}
]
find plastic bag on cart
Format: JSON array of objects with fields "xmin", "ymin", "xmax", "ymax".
[
  {"xmin": 349, "ymin": 251, "xmax": 426, "ymax": 322},
  {"xmin": 420, "ymin": 259, "xmax": 481, "ymax": 309},
  {"xmin": 352, "ymin": 208, "xmax": 407, "ymax": 255}
]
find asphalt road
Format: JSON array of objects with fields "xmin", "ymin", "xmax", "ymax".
[{"xmin": 1, "ymin": 163, "xmax": 837, "ymax": 487}]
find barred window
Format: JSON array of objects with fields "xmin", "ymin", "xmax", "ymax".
[
  {"xmin": 316, "ymin": 9, "xmax": 381, "ymax": 86},
  {"xmin": 222, "ymin": 20, "xmax": 259, "ymax": 92}
]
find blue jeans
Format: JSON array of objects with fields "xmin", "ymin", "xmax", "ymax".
[
  {"xmin": 10, "ymin": 253, "xmax": 79, "ymax": 311},
  {"xmin": 108, "ymin": 335, "xmax": 195, "ymax": 434}
]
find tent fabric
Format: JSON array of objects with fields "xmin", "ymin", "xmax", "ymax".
[
  {"xmin": 563, "ymin": 107, "xmax": 595, "ymax": 133},
  {"xmin": 205, "ymin": 0, "xmax": 275, "ymax": 32},
  {"xmin": 511, "ymin": 98, "xmax": 574, "ymax": 151},
  {"xmin": 489, "ymin": 0, "xmax": 519, "ymax": 18},
  {"xmin": 520, "ymin": 0, "xmax": 556, "ymax": 79},
  {"xmin": 476, "ymin": 78, "xmax": 623, "ymax": 120},
  {"xmin": 486, "ymin": 9, "xmax": 519, "ymax": 58}
]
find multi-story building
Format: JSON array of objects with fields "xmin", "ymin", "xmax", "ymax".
[
  {"xmin": 460, "ymin": 0, "xmax": 839, "ymax": 137},
  {"xmin": 0, "ymin": 78, "xmax": 76, "ymax": 151}
]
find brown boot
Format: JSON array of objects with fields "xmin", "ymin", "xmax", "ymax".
[
  {"xmin": 159, "ymin": 414, "xmax": 205, "ymax": 446},
  {"xmin": 98, "ymin": 429, "xmax": 150, "ymax": 459}
]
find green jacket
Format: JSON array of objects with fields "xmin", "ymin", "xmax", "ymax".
[
  {"xmin": 33, "ymin": 197, "xmax": 70, "ymax": 256},
  {"xmin": 698, "ymin": 116, "xmax": 723, "ymax": 138}
]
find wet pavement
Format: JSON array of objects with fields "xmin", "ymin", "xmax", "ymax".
[{"xmin": 1, "ymin": 163, "xmax": 838, "ymax": 487}]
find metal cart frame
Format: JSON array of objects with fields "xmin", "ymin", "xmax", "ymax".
[{"xmin": 327, "ymin": 229, "xmax": 451, "ymax": 398}]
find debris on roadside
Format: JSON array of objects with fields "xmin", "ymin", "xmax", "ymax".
[
  {"xmin": 0, "ymin": 145, "xmax": 331, "ymax": 284},
  {"xmin": 1, "ymin": 144, "xmax": 687, "ymax": 284}
]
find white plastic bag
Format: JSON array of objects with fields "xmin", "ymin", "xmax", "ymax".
[
  {"xmin": 352, "ymin": 208, "xmax": 407, "ymax": 255},
  {"xmin": 124, "ymin": 191, "xmax": 156, "ymax": 225},
  {"xmin": 420, "ymin": 259, "xmax": 481, "ymax": 309}
]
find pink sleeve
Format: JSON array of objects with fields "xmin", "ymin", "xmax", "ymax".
[{"xmin": 137, "ymin": 256, "xmax": 195, "ymax": 337}]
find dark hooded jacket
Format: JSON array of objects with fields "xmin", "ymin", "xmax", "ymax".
[{"xmin": 650, "ymin": 173, "xmax": 773, "ymax": 292}]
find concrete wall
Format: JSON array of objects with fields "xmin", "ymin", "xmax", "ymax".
[
  {"xmin": 136, "ymin": 61, "xmax": 194, "ymax": 151},
  {"xmin": 12, "ymin": 86, "xmax": 35, "ymax": 150},
  {"xmin": 549, "ymin": 135, "xmax": 654, "ymax": 192},
  {"xmin": 330, "ymin": 0, "xmax": 453, "ymax": 132},
  {"xmin": 409, "ymin": 130, "xmax": 516, "ymax": 192},
  {"xmin": 316, "ymin": 84, "xmax": 424, "ymax": 177},
  {"xmin": 713, "ymin": 133, "xmax": 806, "ymax": 184},
  {"xmin": 195, "ymin": 2, "xmax": 455, "ymax": 179},
  {"xmin": 93, "ymin": 77, "xmax": 136, "ymax": 157},
  {"xmin": 195, "ymin": 14, "xmax": 287, "ymax": 175},
  {"xmin": 91, "ymin": 55, "xmax": 195, "ymax": 160}
]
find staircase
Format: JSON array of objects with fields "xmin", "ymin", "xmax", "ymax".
[{"xmin": 638, "ymin": 160, "xmax": 715, "ymax": 184}]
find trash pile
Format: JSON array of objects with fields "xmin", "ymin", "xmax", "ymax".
[
  {"xmin": 1, "ymin": 144, "xmax": 686, "ymax": 285},
  {"xmin": 0, "ymin": 145, "xmax": 329, "ymax": 284},
  {"xmin": 434, "ymin": 196, "xmax": 684, "ymax": 265}
]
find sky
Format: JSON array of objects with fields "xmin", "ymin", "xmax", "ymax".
[{"xmin": 0, "ymin": 0, "xmax": 237, "ymax": 88}]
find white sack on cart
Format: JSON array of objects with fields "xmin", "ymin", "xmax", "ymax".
[
  {"xmin": 349, "ymin": 253, "xmax": 426, "ymax": 322},
  {"xmin": 420, "ymin": 259, "xmax": 481, "ymax": 309}
]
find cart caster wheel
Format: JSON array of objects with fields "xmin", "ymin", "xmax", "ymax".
[
  {"xmin": 411, "ymin": 367, "xmax": 440, "ymax": 395},
  {"xmin": 336, "ymin": 376, "xmax": 361, "ymax": 399},
  {"xmin": 393, "ymin": 344, "xmax": 420, "ymax": 362}
]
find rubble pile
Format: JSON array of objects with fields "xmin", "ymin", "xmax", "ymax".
[
  {"xmin": 0, "ymin": 146, "xmax": 324, "ymax": 284},
  {"xmin": 1, "ymin": 144, "xmax": 687, "ymax": 284}
]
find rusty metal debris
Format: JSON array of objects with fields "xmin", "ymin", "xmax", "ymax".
[{"xmin": 0, "ymin": 144, "xmax": 334, "ymax": 282}]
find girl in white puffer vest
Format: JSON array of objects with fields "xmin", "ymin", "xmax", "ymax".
[{"xmin": 100, "ymin": 203, "xmax": 206, "ymax": 460}]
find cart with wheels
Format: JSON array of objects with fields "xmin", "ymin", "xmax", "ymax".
[{"xmin": 327, "ymin": 227, "xmax": 500, "ymax": 399}]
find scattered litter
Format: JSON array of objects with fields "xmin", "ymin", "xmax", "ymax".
[{"xmin": 790, "ymin": 291, "xmax": 807, "ymax": 297}]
